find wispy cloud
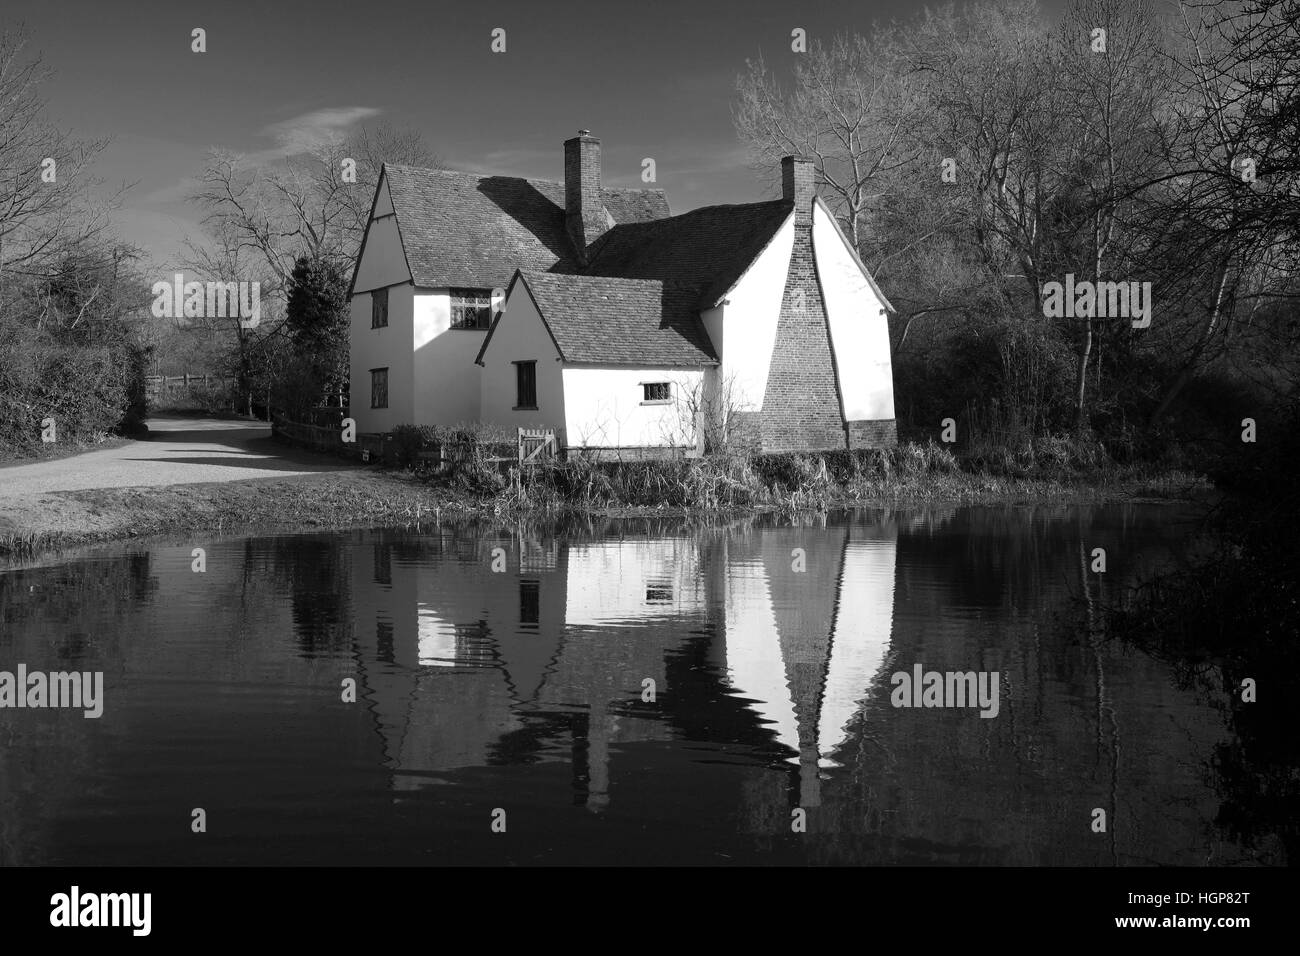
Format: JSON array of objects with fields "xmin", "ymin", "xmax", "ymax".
[
  {"xmin": 135, "ymin": 107, "xmax": 384, "ymax": 203},
  {"xmin": 257, "ymin": 106, "xmax": 382, "ymax": 160}
]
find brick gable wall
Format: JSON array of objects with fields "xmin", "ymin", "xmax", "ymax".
[
  {"xmin": 846, "ymin": 419, "xmax": 897, "ymax": 449},
  {"xmin": 759, "ymin": 221, "xmax": 849, "ymax": 452}
]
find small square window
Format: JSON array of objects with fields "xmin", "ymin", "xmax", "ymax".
[
  {"xmin": 642, "ymin": 382, "xmax": 671, "ymax": 404},
  {"xmin": 646, "ymin": 581, "xmax": 673, "ymax": 604},
  {"xmin": 371, "ymin": 288, "xmax": 389, "ymax": 328},
  {"xmin": 370, "ymin": 368, "xmax": 389, "ymax": 409}
]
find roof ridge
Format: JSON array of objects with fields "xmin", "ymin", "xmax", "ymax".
[{"xmin": 385, "ymin": 162, "xmax": 665, "ymax": 195}]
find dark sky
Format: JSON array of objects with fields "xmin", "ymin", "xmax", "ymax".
[{"xmin": 7, "ymin": 0, "xmax": 1064, "ymax": 270}]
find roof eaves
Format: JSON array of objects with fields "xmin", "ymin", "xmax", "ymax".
[
  {"xmin": 473, "ymin": 269, "xmax": 525, "ymax": 366},
  {"xmin": 377, "ymin": 164, "xmax": 419, "ymax": 289},
  {"xmin": 705, "ymin": 202, "xmax": 795, "ymax": 309},
  {"xmin": 348, "ymin": 165, "xmax": 394, "ymax": 297},
  {"xmin": 486, "ymin": 277, "xmax": 572, "ymax": 369}
]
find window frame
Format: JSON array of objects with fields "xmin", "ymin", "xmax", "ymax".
[
  {"xmin": 371, "ymin": 287, "xmax": 389, "ymax": 329},
  {"xmin": 449, "ymin": 288, "xmax": 494, "ymax": 331},
  {"xmin": 519, "ymin": 579, "xmax": 540, "ymax": 626},
  {"xmin": 514, "ymin": 360, "xmax": 538, "ymax": 410},
  {"xmin": 640, "ymin": 381, "xmax": 672, "ymax": 405},
  {"xmin": 370, "ymin": 367, "xmax": 389, "ymax": 409}
]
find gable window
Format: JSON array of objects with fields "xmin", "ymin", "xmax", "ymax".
[
  {"xmin": 371, "ymin": 287, "xmax": 389, "ymax": 328},
  {"xmin": 370, "ymin": 367, "xmax": 389, "ymax": 409},
  {"xmin": 641, "ymin": 382, "xmax": 672, "ymax": 404},
  {"xmin": 514, "ymin": 361, "xmax": 537, "ymax": 410},
  {"xmin": 450, "ymin": 288, "xmax": 494, "ymax": 330}
]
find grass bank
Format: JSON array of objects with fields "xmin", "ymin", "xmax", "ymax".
[
  {"xmin": 0, "ymin": 441, "xmax": 1209, "ymax": 563},
  {"xmin": 440, "ymin": 441, "xmax": 1210, "ymax": 513},
  {"xmin": 0, "ymin": 469, "xmax": 471, "ymax": 564}
]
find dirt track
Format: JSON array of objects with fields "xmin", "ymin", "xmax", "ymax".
[
  {"xmin": 0, "ymin": 417, "xmax": 367, "ymax": 550},
  {"xmin": 0, "ymin": 417, "xmax": 354, "ymax": 495}
]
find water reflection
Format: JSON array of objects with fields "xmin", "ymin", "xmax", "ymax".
[
  {"xmin": 0, "ymin": 505, "xmax": 1276, "ymax": 865},
  {"xmin": 346, "ymin": 518, "xmax": 899, "ymax": 812}
]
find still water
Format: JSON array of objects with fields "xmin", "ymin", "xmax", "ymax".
[{"xmin": 0, "ymin": 504, "xmax": 1266, "ymax": 865}]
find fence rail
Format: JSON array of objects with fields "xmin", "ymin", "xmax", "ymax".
[
  {"xmin": 145, "ymin": 373, "xmax": 233, "ymax": 400},
  {"xmin": 271, "ymin": 416, "xmax": 562, "ymax": 472},
  {"xmin": 272, "ymin": 414, "xmax": 351, "ymax": 455}
]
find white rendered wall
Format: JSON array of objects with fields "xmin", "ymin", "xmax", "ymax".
[
  {"xmin": 478, "ymin": 284, "xmax": 566, "ymax": 441},
  {"xmin": 705, "ymin": 212, "xmax": 795, "ymax": 413},
  {"xmin": 813, "ymin": 202, "xmax": 895, "ymax": 421},
  {"xmin": 561, "ymin": 367, "xmax": 705, "ymax": 449},
  {"xmin": 352, "ymin": 179, "xmax": 409, "ymax": 294},
  {"xmin": 413, "ymin": 289, "xmax": 485, "ymax": 426},
  {"xmin": 349, "ymin": 282, "xmax": 414, "ymax": 433}
]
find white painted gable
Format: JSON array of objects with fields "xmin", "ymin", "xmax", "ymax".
[
  {"xmin": 353, "ymin": 173, "xmax": 411, "ymax": 294},
  {"xmin": 814, "ymin": 199, "xmax": 896, "ymax": 421},
  {"xmin": 699, "ymin": 210, "xmax": 796, "ymax": 413}
]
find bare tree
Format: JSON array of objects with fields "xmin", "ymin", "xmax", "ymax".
[
  {"xmin": 178, "ymin": 225, "xmax": 281, "ymax": 418},
  {"xmin": 189, "ymin": 121, "xmax": 440, "ymax": 286},
  {"xmin": 734, "ymin": 30, "xmax": 926, "ymax": 250},
  {"xmin": 0, "ymin": 26, "xmax": 122, "ymax": 306}
]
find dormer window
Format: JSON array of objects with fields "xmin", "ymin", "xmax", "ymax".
[{"xmin": 450, "ymin": 289, "xmax": 494, "ymax": 330}]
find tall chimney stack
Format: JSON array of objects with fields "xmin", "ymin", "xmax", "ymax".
[
  {"xmin": 781, "ymin": 156, "xmax": 817, "ymax": 226},
  {"xmin": 565, "ymin": 130, "xmax": 608, "ymax": 260}
]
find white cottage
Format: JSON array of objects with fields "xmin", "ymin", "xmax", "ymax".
[
  {"xmin": 350, "ymin": 129, "xmax": 898, "ymax": 453},
  {"xmin": 347, "ymin": 150, "xmax": 667, "ymax": 434}
]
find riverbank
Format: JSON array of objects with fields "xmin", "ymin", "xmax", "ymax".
[{"xmin": 0, "ymin": 449, "xmax": 1211, "ymax": 565}]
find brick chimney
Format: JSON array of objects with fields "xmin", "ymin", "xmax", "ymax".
[
  {"xmin": 565, "ymin": 130, "xmax": 608, "ymax": 260},
  {"xmin": 781, "ymin": 156, "xmax": 817, "ymax": 226}
]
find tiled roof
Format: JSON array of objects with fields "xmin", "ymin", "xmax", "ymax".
[
  {"xmin": 566, "ymin": 200, "xmax": 794, "ymax": 308},
  {"xmin": 514, "ymin": 272, "xmax": 719, "ymax": 366},
  {"xmin": 381, "ymin": 164, "xmax": 669, "ymax": 289}
]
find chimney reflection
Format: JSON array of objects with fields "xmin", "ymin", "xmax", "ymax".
[{"xmin": 719, "ymin": 517, "xmax": 898, "ymax": 808}]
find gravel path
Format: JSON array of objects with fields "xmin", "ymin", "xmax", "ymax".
[{"xmin": 0, "ymin": 416, "xmax": 355, "ymax": 497}]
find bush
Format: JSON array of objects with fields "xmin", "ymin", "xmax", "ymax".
[
  {"xmin": 0, "ymin": 314, "xmax": 150, "ymax": 457},
  {"xmin": 389, "ymin": 424, "xmax": 428, "ymax": 468}
]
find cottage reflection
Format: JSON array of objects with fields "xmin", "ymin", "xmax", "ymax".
[{"xmin": 349, "ymin": 517, "xmax": 898, "ymax": 810}]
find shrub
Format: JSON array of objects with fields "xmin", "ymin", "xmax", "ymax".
[{"xmin": 389, "ymin": 424, "xmax": 429, "ymax": 468}]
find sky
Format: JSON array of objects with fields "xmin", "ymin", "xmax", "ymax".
[{"xmin": 6, "ymin": 0, "xmax": 1065, "ymax": 273}]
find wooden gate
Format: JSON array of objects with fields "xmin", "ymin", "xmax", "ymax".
[{"xmin": 518, "ymin": 427, "xmax": 556, "ymax": 466}]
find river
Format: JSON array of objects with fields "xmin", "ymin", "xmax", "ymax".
[{"xmin": 0, "ymin": 503, "xmax": 1263, "ymax": 865}]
